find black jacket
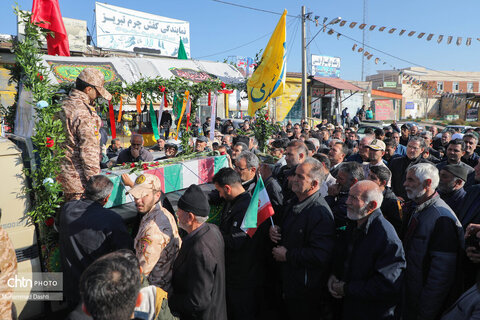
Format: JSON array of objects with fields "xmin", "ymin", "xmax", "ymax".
[
  {"xmin": 59, "ymin": 199, "xmax": 133, "ymax": 306},
  {"xmin": 388, "ymin": 156, "xmax": 431, "ymax": 200},
  {"xmin": 264, "ymin": 175, "xmax": 284, "ymax": 215},
  {"xmin": 219, "ymin": 192, "xmax": 265, "ymax": 289},
  {"xmin": 278, "ymin": 191, "xmax": 335, "ymax": 298},
  {"xmin": 333, "ymin": 210, "xmax": 406, "ymax": 320},
  {"xmin": 169, "ymin": 224, "xmax": 227, "ymax": 320},
  {"xmin": 382, "ymin": 187, "xmax": 403, "ymax": 235},
  {"xmin": 325, "ymin": 191, "xmax": 349, "ymax": 229}
]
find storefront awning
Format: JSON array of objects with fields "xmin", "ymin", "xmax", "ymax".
[
  {"xmin": 311, "ymin": 76, "xmax": 365, "ymax": 91},
  {"xmin": 372, "ymin": 89, "xmax": 402, "ymax": 100},
  {"xmin": 41, "ymin": 55, "xmax": 245, "ymax": 85}
]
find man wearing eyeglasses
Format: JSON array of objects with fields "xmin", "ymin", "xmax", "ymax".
[
  {"xmin": 58, "ymin": 68, "xmax": 113, "ymax": 201},
  {"xmin": 116, "ymin": 134, "xmax": 153, "ymax": 164}
]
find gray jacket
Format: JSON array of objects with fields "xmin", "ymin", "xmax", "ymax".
[
  {"xmin": 441, "ymin": 285, "xmax": 480, "ymax": 320},
  {"xmin": 402, "ymin": 194, "xmax": 464, "ymax": 320}
]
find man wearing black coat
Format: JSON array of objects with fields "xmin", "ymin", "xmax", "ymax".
[
  {"xmin": 328, "ymin": 181, "xmax": 406, "ymax": 320},
  {"xmin": 368, "ymin": 165, "xmax": 403, "ymax": 235},
  {"xmin": 59, "ymin": 175, "xmax": 133, "ymax": 309},
  {"xmin": 269, "ymin": 158, "xmax": 335, "ymax": 319},
  {"xmin": 388, "ymin": 136, "xmax": 431, "ymax": 200},
  {"xmin": 169, "ymin": 185, "xmax": 227, "ymax": 320},
  {"xmin": 213, "ymin": 168, "xmax": 264, "ymax": 320}
]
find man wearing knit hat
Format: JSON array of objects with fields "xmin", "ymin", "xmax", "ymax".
[
  {"xmin": 169, "ymin": 184, "xmax": 227, "ymax": 320},
  {"xmin": 129, "ymin": 173, "xmax": 181, "ymax": 292},
  {"xmin": 438, "ymin": 164, "xmax": 468, "ymax": 216}
]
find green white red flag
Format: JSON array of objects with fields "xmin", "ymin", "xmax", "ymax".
[{"xmin": 241, "ymin": 175, "xmax": 275, "ymax": 237}]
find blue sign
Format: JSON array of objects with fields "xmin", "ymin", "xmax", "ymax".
[{"xmin": 405, "ymin": 101, "xmax": 415, "ymax": 110}]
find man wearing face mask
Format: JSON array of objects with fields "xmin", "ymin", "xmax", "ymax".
[
  {"xmin": 401, "ymin": 163, "xmax": 464, "ymax": 320},
  {"xmin": 328, "ymin": 180, "xmax": 406, "ymax": 320}
]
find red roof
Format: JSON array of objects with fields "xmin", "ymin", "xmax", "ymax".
[{"xmin": 312, "ymin": 76, "xmax": 365, "ymax": 91}]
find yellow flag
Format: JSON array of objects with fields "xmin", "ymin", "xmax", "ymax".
[
  {"xmin": 247, "ymin": 10, "xmax": 287, "ymax": 116},
  {"xmin": 175, "ymin": 90, "xmax": 189, "ymax": 140}
]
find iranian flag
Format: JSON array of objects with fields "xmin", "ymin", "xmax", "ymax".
[{"xmin": 241, "ymin": 175, "xmax": 275, "ymax": 237}]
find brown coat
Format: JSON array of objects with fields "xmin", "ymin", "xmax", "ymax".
[{"xmin": 57, "ymin": 89, "xmax": 101, "ymax": 197}]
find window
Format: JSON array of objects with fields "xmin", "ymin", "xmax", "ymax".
[
  {"xmin": 467, "ymin": 82, "xmax": 474, "ymax": 93},
  {"xmin": 453, "ymin": 82, "xmax": 459, "ymax": 92},
  {"xmin": 437, "ymin": 81, "xmax": 444, "ymax": 92}
]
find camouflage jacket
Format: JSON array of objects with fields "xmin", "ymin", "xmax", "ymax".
[
  {"xmin": 0, "ymin": 227, "xmax": 17, "ymax": 320},
  {"xmin": 57, "ymin": 89, "xmax": 101, "ymax": 195},
  {"xmin": 135, "ymin": 204, "xmax": 181, "ymax": 292}
]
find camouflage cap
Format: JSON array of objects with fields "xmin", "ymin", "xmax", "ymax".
[
  {"xmin": 77, "ymin": 67, "xmax": 112, "ymax": 101},
  {"xmin": 127, "ymin": 173, "xmax": 162, "ymax": 198},
  {"xmin": 368, "ymin": 139, "xmax": 386, "ymax": 151}
]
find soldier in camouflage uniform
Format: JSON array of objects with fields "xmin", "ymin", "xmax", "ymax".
[
  {"xmin": 0, "ymin": 224, "xmax": 17, "ymax": 320},
  {"xmin": 57, "ymin": 68, "xmax": 112, "ymax": 201},
  {"xmin": 128, "ymin": 174, "xmax": 181, "ymax": 292}
]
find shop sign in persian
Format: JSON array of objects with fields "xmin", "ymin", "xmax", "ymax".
[{"xmin": 95, "ymin": 2, "xmax": 190, "ymax": 57}]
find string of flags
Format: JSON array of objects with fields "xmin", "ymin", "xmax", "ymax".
[{"xmin": 319, "ymin": 17, "xmax": 476, "ymax": 46}]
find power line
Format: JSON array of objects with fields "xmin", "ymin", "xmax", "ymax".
[
  {"xmin": 211, "ymin": 0, "xmax": 299, "ymax": 18},
  {"xmin": 194, "ymin": 18, "xmax": 296, "ymax": 59}
]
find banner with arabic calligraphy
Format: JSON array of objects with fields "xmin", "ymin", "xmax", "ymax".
[
  {"xmin": 95, "ymin": 2, "xmax": 190, "ymax": 57},
  {"xmin": 311, "ymin": 55, "xmax": 341, "ymax": 78}
]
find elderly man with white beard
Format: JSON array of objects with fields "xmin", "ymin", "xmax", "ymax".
[
  {"xmin": 401, "ymin": 163, "xmax": 464, "ymax": 320},
  {"xmin": 328, "ymin": 180, "xmax": 406, "ymax": 320}
]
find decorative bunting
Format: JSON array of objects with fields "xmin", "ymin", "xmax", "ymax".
[
  {"xmin": 149, "ymin": 101, "xmax": 160, "ymax": 141},
  {"xmin": 352, "ymin": 43, "xmax": 357, "ymax": 51},
  {"xmin": 375, "ymin": 58, "xmax": 380, "ymax": 64},
  {"xmin": 175, "ymin": 91, "xmax": 189, "ymax": 140},
  {"xmin": 337, "ymin": 33, "xmax": 341, "ymax": 40},
  {"xmin": 164, "ymin": 93, "xmax": 168, "ymax": 108},
  {"xmin": 322, "ymin": 17, "xmax": 476, "ymax": 47},
  {"xmin": 117, "ymin": 96, "xmax": 123, "ymax": 122},
  {"xmin": 358, "ymin": 47, "xmax": 364, "ymax": 53},
  {"xmin": 328, "ymin": 29, "xmax": 335, "ymax": 35},
  {"xmin": 210, "ymin": 94, "xmax": 217, "ymax": 141},
  {"xmin": 108, "ymin": 100, "xmax": 116, "ymax": 139},
  {"xmin": 136, "ymin": 93, "xmax": 142, "ymax": 114}
]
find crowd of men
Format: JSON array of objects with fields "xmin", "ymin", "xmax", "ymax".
[{"xmin": 51, "ymin": 69, "xmax": 480, "ymax": 320}]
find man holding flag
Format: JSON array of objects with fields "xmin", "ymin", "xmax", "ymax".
[
  {"xmin": 269, "ymin": 158, "xmax": 336, "ymax": 319},
  {"xmin": 212, "ymin": 168, "xmax": 265, "ymax": 320}
]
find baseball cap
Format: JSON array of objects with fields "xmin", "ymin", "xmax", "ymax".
[
  {"xmin": 197, "ymin": 136, "xmax": 208, "ymax": 143},
  {"xmin": 368, "ymin": 139, "xmax": 386, "ymax": 151},
  {"xmin": 127, "ymin": 174, "xmax": 162, "ymax": 198},
  {"xmin": 77, "ymin": 68, "xmax": 112, "ymax": 101}
]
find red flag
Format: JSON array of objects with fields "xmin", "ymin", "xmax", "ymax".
[
  {"xmin": 108, "ymin": 100, "xmax": 116, "ymax": 139},
  {"xmin": 31, "ymin": 0, "xmax": 70, "ymax": 56}
]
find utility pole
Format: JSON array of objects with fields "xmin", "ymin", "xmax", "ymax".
[
  {"xmin": 301, "ymin": 6, "xmax": 308, "ymax": 121},
  {"xmin": 361, "ymin": 0, "xmax": 367, "ymax": 80}
]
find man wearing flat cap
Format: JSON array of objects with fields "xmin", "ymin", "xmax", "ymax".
[
  {"xmin": 438, "ymin": 164, "xmax": 468, "ymax": 217},
  {"xmin": 58, "ymin": 67, "xmax": 113, "ymax": 201},
  {"xmin": 169, "ymin": 184, "xmax": 227, "ymax": 320},
  {"xmin": 129, "ymin": 173, "xmax": 181, "ymax": 292}
]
